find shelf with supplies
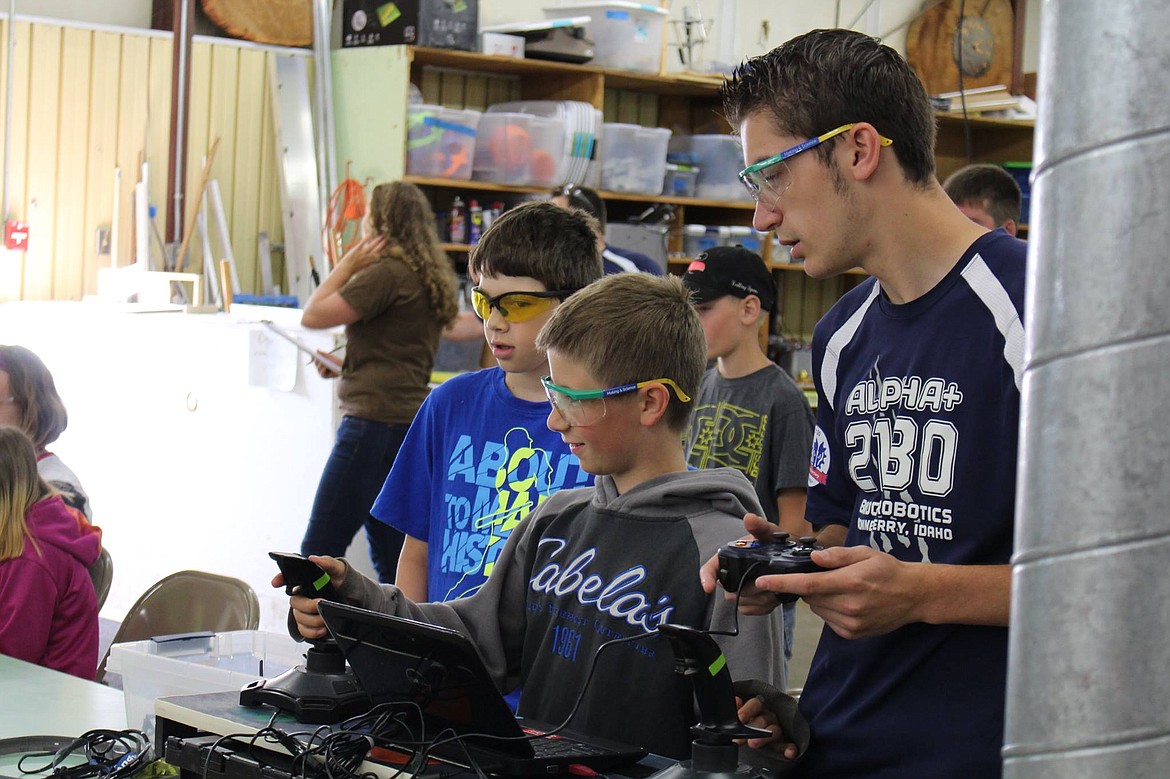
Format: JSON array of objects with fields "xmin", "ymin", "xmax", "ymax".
[
  {"xmin": 405, "ymin": 175, "xmax": 755, "ymax": 211},
  {"xmin": 331, "ymin": 46, "xmax": 1032, "ymax": 350}
]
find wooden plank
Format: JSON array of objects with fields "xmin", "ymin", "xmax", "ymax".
[
  {"xmin": 333, "ymin": 46, "xmax": 410, "ymax": 186},
  {"xmin": 420, "ymin": 66, "xmax": 441, "ymax": 103},
  {"xmin": 0, "ymin": 19, "xmax": 15, "ymax": 300},
  {"xmin": 438, "ymin": 70, "xmax": 465, "ymax": 107},
  {"xmin": 485, "ymin": 74, "xmax": 514, "ymax": 107},
  {"xmin": 147, "ymin": 36, "xmax": 174, "ymax": 252},
  {"xmin": 117, "ymin": 34, "xmax": 150, "ymax": 269},
  {"xmin": 22, "ymin": 23, "xmax": 63, "ymax": 299},
  {"xmin": 638, "ymin": 93, "xmax": 659, "ymax": 127},
  {"xmin": 184, "ymin": 41, "xmax": 213, "ymax": 276},
  {"xmin": 615, "ymin": 90, "xmax": 641, "ymax": 124},
  {"xmin": 53, "ymin": 27, "xmax": 93, "ymax": 300},
  {"xmin": 0, "ymin": 21, "xmax": 31, "ymax": 301},
  {"xmin": 206, "ymin": 43, "xmax": 241, "ymax": 271},
  {"xmin": 463, "ymin": 74, "xmax": 487, "ymax": 111},
  {"xmin": 255, "ymin": 54, "xmax": 285, "ymax": 294},
  {"xmin": 82, "ymin": 30, "xmax": 122, "ymax": 291},
  {"xmin": 229, "ymin": 46, "xmax": 266, "ymax": 293}
]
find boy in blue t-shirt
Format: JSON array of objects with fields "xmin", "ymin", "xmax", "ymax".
[
  {"xmin": 701, "ymin": 29, "xmax": 1027, "ymax": 778},
  {"xmin": 370, "ymin": 202, "xmax": 602, "ymax": 603}
]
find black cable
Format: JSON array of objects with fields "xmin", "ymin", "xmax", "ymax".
[{"xmin": 17, "ymin": 729, "xmax": 151, "ymax": 779}]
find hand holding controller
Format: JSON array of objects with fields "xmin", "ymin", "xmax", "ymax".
[
  {"xmin": 269, "ymin": 551, "xmax": 338, "ymax": 601},
  {"xmin": 716, "ymin": 532, "xmax": 829, "ymax": 602}
]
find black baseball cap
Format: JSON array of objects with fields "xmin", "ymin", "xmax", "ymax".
[{"xmin": 682, "ymin": 245, "xmax": 775, "ymax": 310}]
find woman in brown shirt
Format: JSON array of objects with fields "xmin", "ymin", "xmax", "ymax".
[{"xmin": 299, "ymin": 181, "xmax": 459, "ymax": 582}]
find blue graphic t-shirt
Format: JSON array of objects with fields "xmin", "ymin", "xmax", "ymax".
[
  {"xmin": 799, "ymin": 230, "xmax": 1026, "ymax": 778},
  {"xmin": 371, "ymin": 367, "xmax": 592, "ymax": 602}
]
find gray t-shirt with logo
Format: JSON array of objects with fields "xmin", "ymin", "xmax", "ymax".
[{"xmin": 685, "ymin": 363, "xmax": 814, "ymax": 525}]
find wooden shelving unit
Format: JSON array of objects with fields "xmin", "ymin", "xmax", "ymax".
[{"xmin": 331, "ymin": 46, "xmax": 1034, "ymax": 346}]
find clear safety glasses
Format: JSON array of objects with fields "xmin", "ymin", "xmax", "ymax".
[{"xmin": 541, "ymin": 376, "xmax": 692, "ymax": 426}]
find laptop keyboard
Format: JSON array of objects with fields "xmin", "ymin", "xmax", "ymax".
[{"xmin": 528, "ymin": 735, "xmax": 612, "ymax": 759}]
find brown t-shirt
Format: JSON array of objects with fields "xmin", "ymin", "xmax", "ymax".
[{"xmin": 336, "ymin": 256, "xmax": 444, "ymax": 424}]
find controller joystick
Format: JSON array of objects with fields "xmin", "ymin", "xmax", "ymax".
[
  {"xmin": 239, "ymin": 552, "xmax": 370, "ymax": 724},
  {"xmin": 716, "ymin": 533, "xmax": 829, "ymax": 602}
]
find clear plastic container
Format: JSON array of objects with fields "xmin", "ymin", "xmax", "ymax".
[
  {"xmin": 600, "ymin": 123, "xmax": 671, "ymax": 194},
  {"xmin": 487, "ymin": 100, "xmax": 599, "ymax": 189},
  {"xmin": 105, "ymin": 630, "xmax": 304, "ymax": 741},
  {"xmin": 473, "ymin": 112, "xmax": 568, "ymax": 186},
  {"xmin": 683, "ymin": 224, "xmax": 722, "ymax": 258},
  {"xmin": 668, "ymin": 134, "xmax": 751, "ymax": 202},
  {"xmin": 405, "ymin": 104, "xmax": 482, "ymax": 180},
  {"xmin": 544, "ymin": 2, "xmax": 668, "ymax": 73},
  {"xmin": 662, "ymin": 163, "xmax": 699, "ymax": 198},
  {"xmin": 726, "ymin": 225, "xmax": 764, "ymax": 253}
]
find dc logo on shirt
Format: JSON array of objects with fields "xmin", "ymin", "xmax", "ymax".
[{"xmin": 808, "ymin": 426, "xmax": 830, "ymax": 487}]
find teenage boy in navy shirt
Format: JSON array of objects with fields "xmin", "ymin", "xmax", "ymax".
[{"xmin": 702, "ymin": 29, "xmax": 1027, "ymax": 778}]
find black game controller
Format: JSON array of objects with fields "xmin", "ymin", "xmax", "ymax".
[
  {"xmin": 268, "ymin": 551, "xmax": 337, "ymax": 600},
  {"xmin": 716, "ymin": 532, "xmax": 828, "ymax": 602}
]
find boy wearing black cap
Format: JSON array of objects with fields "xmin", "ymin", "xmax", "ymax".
[{"xmin": 683, "ymin": 246, "xmax": 815, "ymax": 679}]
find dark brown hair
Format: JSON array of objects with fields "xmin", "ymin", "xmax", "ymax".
[
  {"xmin": 722, "ymin": 28, "xmax": 937, "ymax": 186},
  {"xmin": 943, "ymin": 163, "xmax": 1022, "ymax": 227},
  {"xmin": 469, "ymin": 201, "xmax": 603, "ymax": 292}
]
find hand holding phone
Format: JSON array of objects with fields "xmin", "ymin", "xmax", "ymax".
[{"xmin": 269, "ymin": 551, "xmax": 338, "ymax": 600}]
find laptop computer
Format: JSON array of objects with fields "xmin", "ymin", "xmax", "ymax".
[{"xmin": 317, "ymin": 600, "xmax": 648, "ymax": 776}]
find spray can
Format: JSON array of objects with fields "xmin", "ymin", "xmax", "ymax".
[
  {"xmin": 448, "ymin": 196, "xmax": 466, "ymax": 243},
  {"xmin": 468, "ymin": 200, "xmax": 483, "ymax": 244}
]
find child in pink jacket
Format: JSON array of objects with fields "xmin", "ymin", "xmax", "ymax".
[{"xmin": 0, "ymin": 425, "xmax": 100, "ymax": 679}]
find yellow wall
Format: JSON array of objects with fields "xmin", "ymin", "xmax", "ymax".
[{"xmin": 0, "ymin": 19, "xmax": 299, "ymax": 302}]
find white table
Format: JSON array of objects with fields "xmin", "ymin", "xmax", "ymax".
[{"xmin": 0, "ymin": 655, "xmax": 126, "ymax": 738}]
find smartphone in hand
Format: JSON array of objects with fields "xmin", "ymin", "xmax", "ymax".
[{"xmin": 269, "ymin": 551, "xmax": 337, "ymax": 600}]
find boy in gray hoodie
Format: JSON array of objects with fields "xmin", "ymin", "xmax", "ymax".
[{"xmin": 285, "ymin": 274, "xmax": 786, "ymax": 760}]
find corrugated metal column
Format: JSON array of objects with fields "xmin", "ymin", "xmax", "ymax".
[{"xmin": 1004, "ymin": 3, "xmax": 1170, "ymax": 777}]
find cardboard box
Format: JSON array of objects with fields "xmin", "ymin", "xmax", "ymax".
[{"xmin": 336, "ymin": 0, "xmax": 479, "ymax": 51}]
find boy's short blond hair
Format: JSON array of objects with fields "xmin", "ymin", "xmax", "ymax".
[{"xmin": 536, "ymin": 274, "xmax": 705, "ymax": 431}]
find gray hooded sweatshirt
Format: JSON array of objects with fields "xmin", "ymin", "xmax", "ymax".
[{"xmin": 334, "ymin": 467, "xmax": 787, "ymax": 759}]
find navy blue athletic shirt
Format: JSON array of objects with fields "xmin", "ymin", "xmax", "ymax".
[{"xmin": 799, "ymin": 230, "xmax": 1026, "ymax": 778}]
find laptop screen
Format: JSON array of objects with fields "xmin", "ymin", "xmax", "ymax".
[{"xmin": 317, "ymin": 600, "xmax": 533, "ymax": 756}]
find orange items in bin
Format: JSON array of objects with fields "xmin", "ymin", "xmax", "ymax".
[
  {"xmin": 406, "ymin": 105, "xmax": 482, "ymax": 180},
  {"xmin": 487, "ymin": 124, "xmax": 533, "ymax": 175},
  {"xmin": 474, "ymin": 113, "xmax": 567, "ymax": 187}
]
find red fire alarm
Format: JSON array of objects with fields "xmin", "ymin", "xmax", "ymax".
[{"xmin": 5, "ymin": 220, "xmax": 29, "ymax": 251}]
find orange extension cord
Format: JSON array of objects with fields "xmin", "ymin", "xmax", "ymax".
[{"xmin": 324, "ymin": 163, "xmax": 368, "ymax": 269}]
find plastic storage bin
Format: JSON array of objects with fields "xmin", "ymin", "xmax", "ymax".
[
  {"xmin": 473, "ymin": 112, "xmax": 568, "ymax": 187},
  {"xmin": 668, "ymin": 134, "xmax": 751, "ymax": 202},
  {"xmin": 487, "ymin": 100, "xmax": 600, "ymax": 189},
  {"xmin": 544, "ymin": 2, "xmax": 668, "ymax": 73},
  {"xmin": 105, "ymin": 630, "xmax": 304, "ymax": 740},
  {"xmin": 662, "ymin": 163, "xmax": 699, "ymax": 198},
  {"xmin": 683, "ymin": 225, "xmax": 723, "ymax": 258},
  {"xmin": 726, "ymin": 225, "xmax": 762, "ymax": 252},
  {"xmin": 406, "ymin": 104, "xmax": 482, "ymax": 180},
  {"xmin": 600, "ymin": 123, "xmax": 671, "ymax": 194}
]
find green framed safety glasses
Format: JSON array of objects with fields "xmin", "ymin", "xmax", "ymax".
[{"xmin": 541, "ymin": 376, "xmax": 692, "ymax": 426}]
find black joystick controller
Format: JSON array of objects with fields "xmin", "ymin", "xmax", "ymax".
[
  {"xmin": 239, "ymin": 552, "xmax": 370, "ymax": 724},
  {"xmin": 716, "ymin": 532, "xmax": 828, "ymax": 602},
  {"xmin": 648, "ymin": 623, "xmax": 774, "ymax": 779}
]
